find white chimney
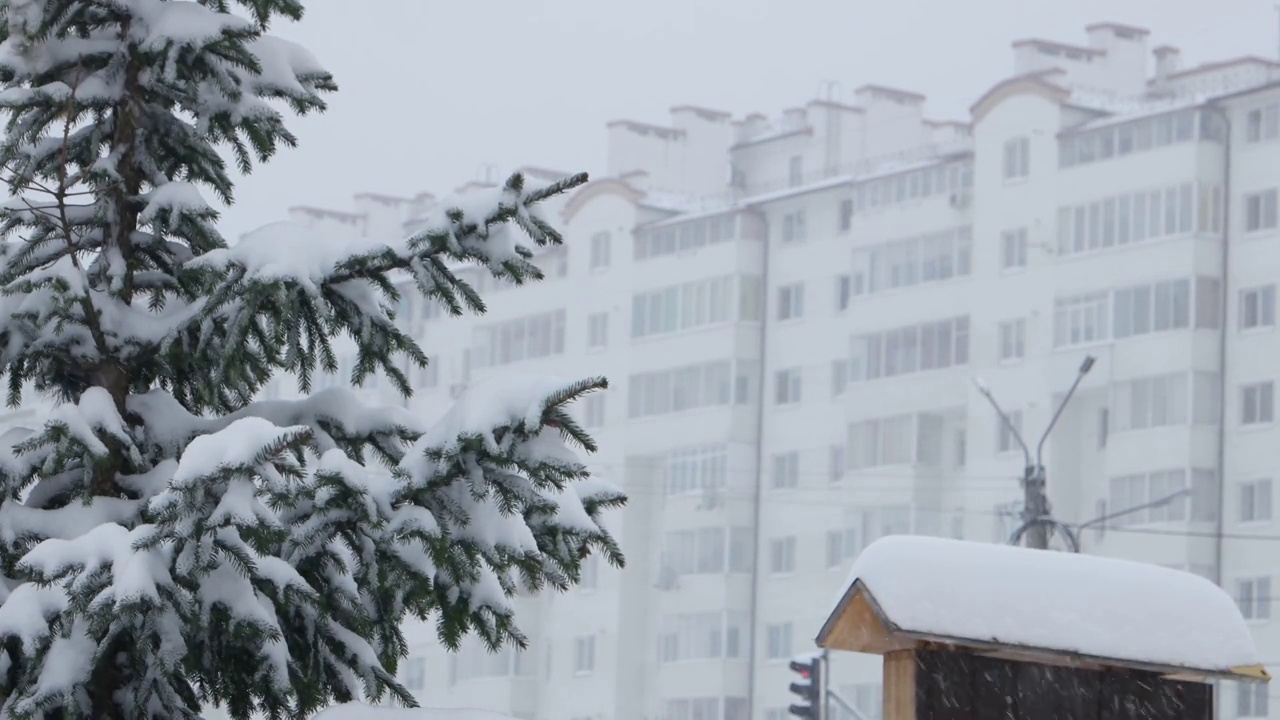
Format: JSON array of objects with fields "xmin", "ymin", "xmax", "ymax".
[
  {"xmin": 782, "ymin": 107, "xmax": 807, "ymax": 130},
  {"xmin": 1153, "ymin": 45, "xmax": 1181, "ymax": 86},
  {"xmin": 736, "ymin": 113, "xmax": 769, "ymax": 141}
]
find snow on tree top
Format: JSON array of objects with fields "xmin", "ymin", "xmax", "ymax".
[
  {"xmin": 131, "ymin": 0, "xmax": 255, "ymax": 50},
  {"xmin": 823, "ymin": 536, "xmax": 1263, "ymax": 677}
]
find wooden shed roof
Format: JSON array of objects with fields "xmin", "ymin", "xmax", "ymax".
[{"xmin": 817, "ymin": 537, "xmax": 1268, "ymax": 683}]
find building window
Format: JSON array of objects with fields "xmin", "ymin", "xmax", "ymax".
[
  {"xmin": 449, "ymin": 641, "xmax": 529, "ymax": 683},
  {"xmin": 1107, "ymin": 469, "xmax": 1217, "ymax": 526},
  {"xmin": 1245, "ymin": 104, "xmax": 1280, "ymax": 144},
  {"xmin": 1241, "ymin": 382, "xmax": 1275, "ymax": 425},
  {"xmin": 416, "ymin": 358, "xmax": 439, "ymax": 389},
  {"xmin": 774, "ymin": 368, "xmax": 802, "ymax": 405},
  {"xmin": 828, "ymin": 445, "xmax": 845, "ymax": 483},
  {"xmin": 396, "ymin": 292, "xmax": 416, "ymax": 330},
  {"xmin": 1111, "ymin": 374, "xmax": 1189, "ymax": 432},
  {"xmin": 579, "ymin": 553, "xmax": 599, "ymax": 590},
  {"xmin": 1055, "ymin": 182, "xmax": 1205, "ymax": 256},
  {"xmin": 632, "ymin": 276, "xmax": 737, "ymax": 339},
  {"xmin": 582, "ymin": 394, "xmax": 605, "ymax": 429},
  {"xmin": 660, "ymin": 699, "xmax": 724, "ymax": 720},
  {"xmin": 664, "ymin": 445, "xmax": 728, "ymax": 496},
  {"xmin": 1062, "ymin": 110, "xmax": 1209, "ymax": 168},
  {"xmin": 1240, "ymin": 479, "xmax": 1273, "ymax": 523},
  {"xmin": 825, "ymin": 526, "xmax": 857, "ymax": 569},
  {"xmin": 847, "ymin": 414, "xmax": 946, "ymax": 470},
  {"xmin": 628, "ymin": 361, "xmax": 732, "ymax": 419},
  {"xmin": 657, "ymin": 613, "xmax": 746, "ymax": 664},
  {"xmin": 777, "ymin": 283, "xmax": 805, "ymax": 320},
  {"xmin": 997, "ymin": 319, "xmax": 1026, "ymax": 362},
  {"xmin": 589, "ymin": 231, "xmax": 611, "ymax": 269},
  {"xmin": 402, "ymin": 657, "xmax": 426, "ymax": 691},
  {"xmin": 662, "ymin": 526, "xmax": 753, "ymax": 576},
  {"xmin": 587, "ymin": 312, "xmax": 609, "ymax": 349},
  {"xmin": 1052, "ymin": 291, "xmax": 1109, "ymax": 348},
  {"xmin": 770, "ymin": 452, "xmax": 799, "ymax": 489},
  {"xmin": 1002, "ymin": 137, "xmax": 1030, "ymax": 180},
  {"xmin": 788, "ymin": 156, "xmax": 803, "ymax": 187},
  {"xmin": 1000, "ymin": 228, "xmax": 1028, "ymax": 270},
  {"xmin": 831, "ymin": 360, "xmax": 848, "ymax": 397},
  {"xmin": 765, "ymin": 623, "xmax": 793, "ymax": 660},
  {"xmin": 850, "ymin": 316, "xmax": 971, "ymax": 382},
  {"xmin": 768, "ymin": 536, "xmax": 796, "ymax": 574},
  {"xmin": 835, "ymin": 275, "xmax": 851, "ymax": 312},
  {"xmin": 739, "ymin": 275, "xmax": 764, "ymax": 322},
  {"xmin": 781, "ymin": 211, "xmax": 807, "ymax": 243},
  {"xmin": 1245, "ymin": 189, "xmax": 1279, "ymax": 233},
  {"xmin": 845, "ymin": 684, "xmax": 884, "ymax": 720},
  {"xmin": 848, "ymin": 414, "xmax": 936, "ymax": 470},
  {"xmin": 1238, "ymin": 681, "xmax": 1269, "ymax": 718},
  {"xmin": 1240, "ymin": 285, "xmax": 1276, "ymax": 330},
  {"xmin": 1237, "ymin": 577, "xmax": 1272, "ymax": 621},
  {"xmin": 996, "ymin": 410, "xmax": 1023, "ymax": 454},
  {"xmin": 573, "ymin": 636, "xmax": 595, "ymax": 675},
  {"xmin": 853, "ymin": 160, "xmax": 971, "ymax": 213},
  {"xmin": 852, "ymin": 226, "xmax": 972, "ymax": 294},
  {"xmin": 543, "ymin": 249, "xmax": 568, "ymax": 278},
  {"xmin": 634, "ymin": 215, "xmax": 737, "ymax": 260},
  {"xmin": 1113, "ymin": 279, "xmax": 1192, "ymax": 339},
  {"xmin": 838, "ymin": 198, "xmax": 854, "ymax": 231},
  {"xmin": 472, "ymin": 309, "xmax": 566, "ymax": 367}
]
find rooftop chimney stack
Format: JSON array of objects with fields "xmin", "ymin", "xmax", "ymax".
[
  {"xmin": 782, "ymin": 107, "xmax": 808, "ymax": 130},
  {"xmin": 1153, "ymin": 45, "xmax": 1181, "ymax": 89}
]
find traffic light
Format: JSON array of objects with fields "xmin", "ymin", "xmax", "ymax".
[{"xmin": 788, "ymin": 656, "xmax": 822, "ymax": 720}]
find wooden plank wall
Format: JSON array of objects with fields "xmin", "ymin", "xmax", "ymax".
[{"xmin": 906, "ymin": 650, "xmax": 1213, "ymax": 720}]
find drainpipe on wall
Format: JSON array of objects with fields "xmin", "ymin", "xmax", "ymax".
[
  {"xmin": 1209, "ymin": 104, "xmax": 1232, "ymax": 590},
  {"xmin": 746, "ymin": 208, "xmax": 772, "ymax": 717}
]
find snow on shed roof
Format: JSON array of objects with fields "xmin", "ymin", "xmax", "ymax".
[{"xmin": 817, "ymin": 536, "xmax": 1266, "ymax": 682}]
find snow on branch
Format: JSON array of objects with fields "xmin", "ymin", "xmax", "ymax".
[
  {"xmin": 170, "ymin": 171, "xmax": 588, "ymax": 407},
  {"xmin": 192, "ymin": 171, "xmax": 586, "ymax": 290},
  {"xmin": 0, "ymin": 370, "xmax": 621, "ymax": 715},
  {"xmin": 0, "ymin": 0, "xmax": 623, "ymax": 715},
  {"xmin": 391, "ymin": 374, "xmax": 624, "ymax": 651}
]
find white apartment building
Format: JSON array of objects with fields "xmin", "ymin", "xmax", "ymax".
[
  {"xmin": 19, "ymin": 18, "xmax": 1277, "ymax": 720},
  {"xmin": 263, "ymin": 21, "xmax": 1280, "ymax": 720}
]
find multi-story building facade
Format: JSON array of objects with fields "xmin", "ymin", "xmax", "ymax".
[{"xmin": 63, "ymin": 19, "xmax": 1280, "ymax": 720}]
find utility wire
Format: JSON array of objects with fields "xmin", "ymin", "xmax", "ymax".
[{"xmin": 587, "ymin": 480, "xmax": 1280, "ymax": 543}]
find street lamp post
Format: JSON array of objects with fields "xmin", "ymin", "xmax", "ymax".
[{"xmin": 974, "ymin": 355, "xmax": 1096, "ymax": 551}]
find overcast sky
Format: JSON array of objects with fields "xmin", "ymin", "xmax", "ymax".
[{"xmin": 218, "ymin": 0, "xmax": 1280, "ymax": 240}]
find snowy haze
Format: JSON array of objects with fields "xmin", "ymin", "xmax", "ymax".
[
  {"xmin": 22, "ymin": 0, "xmax": 1271, "ymax": 716},
  {"xmin": 220, "ymin": 0, "xmax": 1279, "ymax": 239}
]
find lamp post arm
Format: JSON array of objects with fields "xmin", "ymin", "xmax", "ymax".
[
  {"xmin": 973, "ymin": 379, "xmax": 1032, "ymax": 470},
  {"xmin": 1036, "ymin": 356, "xmax": 1096, "ymax": 467}
]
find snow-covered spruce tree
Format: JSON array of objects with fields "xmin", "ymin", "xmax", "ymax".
[{"xmin": 0, "ymin": 1, "xmax": 625, "ymax": 718}]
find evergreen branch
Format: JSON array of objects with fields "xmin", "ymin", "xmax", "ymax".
[
  {"xmin": 324, "ymin": 171, "xmax": 588, "ymax": 286},
  {"xmin": 0, "ymin": 2, "xmax": 624, "ymax": 717}
]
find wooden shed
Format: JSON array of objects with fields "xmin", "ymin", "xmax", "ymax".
[{"xmin": 816, "ymin": 536, "xmax": 1268, "ymax": 720}]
